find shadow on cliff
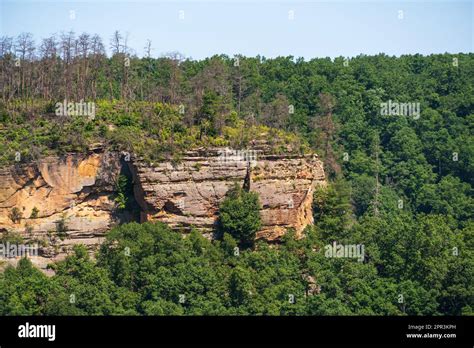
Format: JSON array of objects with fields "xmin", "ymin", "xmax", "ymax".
[{"xmin": 111, "ymin": 157, "xmax": 142, "ymax": 225}]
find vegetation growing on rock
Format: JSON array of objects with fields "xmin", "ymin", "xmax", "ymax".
[{"xmin": 218, "ymin": 183, "xmax": 262, "ymax": 248}]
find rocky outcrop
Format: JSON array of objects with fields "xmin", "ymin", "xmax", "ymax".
[
  {"xmin": 0, "ymin": 150, "xmax": 122, "ymax": 270},
  {"xmin": 251, "ymin": 154, "xmax": 325, "ymax": 240},
  {"xmin": 0, "ymin": 147, "xmax": 325, "ymax": 270},
  {"xmin": 131, "ymin": 148, "xmax": 325, "ymax": 241}
]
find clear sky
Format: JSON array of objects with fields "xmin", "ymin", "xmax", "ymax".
[{"xmin": 1, "ymin": 0, "xmax": 472, "ymax": 60}]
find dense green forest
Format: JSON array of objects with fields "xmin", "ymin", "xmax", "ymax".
[{"xmin": 0, "ymin": 32, "xmax": 472, "ymax": 315}]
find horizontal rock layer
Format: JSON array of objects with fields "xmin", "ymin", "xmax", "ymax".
[{"xmin": 132, "ymin": 148, "xmax": 326, "ymax": 241}]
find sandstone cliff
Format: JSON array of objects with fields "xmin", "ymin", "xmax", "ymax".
[
  {"xmin": 0, "ymin": 150, "xmax": 122, "ymax": 270},
  {"xmin": 131, "ymin": 148, "xmax": 325, "ymax": 241},
  {"xmin": 0, "ymin": 147, "xmax": 325, "ymax": 270}
]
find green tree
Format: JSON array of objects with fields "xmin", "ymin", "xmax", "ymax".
[
  {"xmin": 29, "ymin": 206, "xmax": 39, "ymax": 219},
  {"xmin": 8, "ymin": 207, "xmax": 23, "ymax": 224},
  {"xmin": 0, "ymin": 258, "xmax": 50, "ymax": 315},
  {"xmin": 115, "ymin": 174, "xmax": 129, "ymax": 210},
  {"xmin": 197, "ymin": 90, "xmax": 220, "ymax": 138},
  {"xmin": 218, "ymin": 184, "xmax": 261, "ymax": 248}
]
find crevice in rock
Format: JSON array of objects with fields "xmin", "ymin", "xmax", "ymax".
[
  {"xmin": 126, "ymin": 158, "xmax": 153, "ymax": 223},
  {"xmin": 112, "ymin": 157, "xmax": 142, "ymax": 225},
  {"xmin": 243, "ymin": 161, "xmax": 252, "ymax": 191}
]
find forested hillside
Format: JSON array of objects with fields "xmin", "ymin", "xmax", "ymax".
[{"xmin": 0, "ymin": 32, "xmax": 472, "ymax": 315}]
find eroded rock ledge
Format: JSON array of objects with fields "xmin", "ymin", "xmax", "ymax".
[
  {"xmin": 131, "ymin": 148, "xmax": 325, "ymax": 241},
  {"xmin": 0, "ymin": 147, "xmax": 325, "ymax": 270}
]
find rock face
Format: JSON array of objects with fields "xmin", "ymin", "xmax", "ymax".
[
  {"xmin": 131, "ymin": 148, "xmax": 326, "ymax": 241},
  {"xmin": 0, "ymin": 150, "xmax": 122, "ymax": 269},
  {"xmin": 0, "ymin": 147, "xmax": 325, "ymax": 270}
]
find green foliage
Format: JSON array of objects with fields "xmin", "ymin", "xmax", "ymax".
[
  {"xmin": 313, "ymin": 179, "xmax": 354, "ymax": 241},
  {"xmin": 0, "ymin": 100, "xmax": 307, "ymax": 166},
  {"xmin": 55, "ymin": 214, "xmax": 68, "ymax": 240},
  {"xmin": 218, "ymin": 184, "xmax": 262, "ymax": 248},
  {"xmin": 0, "ymin": 231, "xmax": 24, "ymax": 244},
  {"xmin": 29, "ymin": 206, "xmax": 39, "ymax": 219},
  {"xmin": 115, "ymin": 175, "xmax": 129, "ymax": 210},
  {"xmin": 8, "ymin": 207, "xmax": 23, "ymax": 224},
  {"xmin": 0, "ymin": 258, "xmax": 51, "ymax": 315},
  {"xmin": 197, "ymin": 90, "xmax": 220, "ymax": 137},
  {"xmin": 0, "ymin": 220, "xmax": 472, "ymax": 315}
]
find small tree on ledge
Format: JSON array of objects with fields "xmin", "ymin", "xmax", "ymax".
[
  {"xmin": 9, "ymin": 207, "xmax": 23, "ymax": 224},
  {"xmin": 218, "ymin": 183, "xmax": 261, "ymax": 248}
]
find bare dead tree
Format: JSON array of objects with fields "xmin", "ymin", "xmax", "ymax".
[
  {"xmin": 90, "ymin": 34, "xmax": 105, "ymax": 99},
  {"xmin": 15, "ymin": 33, "xmax": 35, "ymax": 101},
  {"xmin": 0, "ymin": 36, "xmax": 14, "ymax": 100},
  {"xmin": 77, "ymin": 33, "xmax": 91, "ymax": 99},
  {"xmin": 315, "ymin": 92, "xmax": 341, "ymax": 177},
  {"xmin": 144, "ymin": 39, "xmax": 152, "ymax": 58},
  {"xmin": 163, "ymin": 51, "xmax": 185, "ymax": 104},
  {"xmin": 262, "ymin": 93, "xmax": 289, "ymax": 130},
  {"xmin": 60, "ymin": 31, "xmax": 75, "ymax": 99},
  {"xmin": 39, "ymin": 35, "xmax": 58, "ymax": 100},
  {"xmin": 110, "ymin": 30, "xmax": 123, "ymax": 55}
]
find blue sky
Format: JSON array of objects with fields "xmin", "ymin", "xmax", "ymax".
[{"xmin": 1, "ymin": 0, "xmax": 472, "ymax": 59}]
